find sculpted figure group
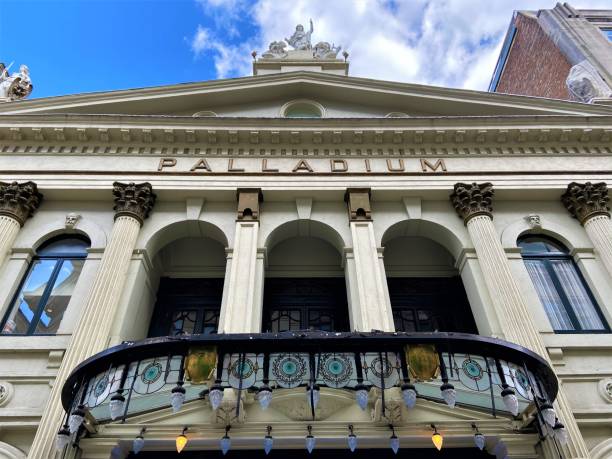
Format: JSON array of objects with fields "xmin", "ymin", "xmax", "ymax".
[
  {"xmin": 0, "ymin": 63, "xmax": 32, "ymax": 101},
  {"xmin": 262, "ymin": 20, "xmax": 342, "ymax": 59}
]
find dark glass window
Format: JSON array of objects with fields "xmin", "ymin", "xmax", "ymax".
[
  {"xmin": 263, "ymin": 278, "xmax": 349, "ymax": 332},
  {"xmin": 148, "ymin": 278, "xmax": 223, "ymax": 337},
  {"xmin": 1, "ymin": 236, "xmax": 89, "ymax": 335},
  {"xmin": 388, "ymin": 277, "xmax": 477, "ymax": 333},
  {"xmin": 519, "ymin": 236, "xmax": 608, "ymax": 333}
]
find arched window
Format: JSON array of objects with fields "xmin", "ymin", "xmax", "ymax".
[
  {"xmin": 281, "ymin": 100, "xmax": 324, "ymax": 118},
  {"xmin": 519, "ymin": 235, "xmax": 608, "ymax": 333},
  {"xmin": 1, "ymin": 235, "xmax": 90, "ymax": 335}
]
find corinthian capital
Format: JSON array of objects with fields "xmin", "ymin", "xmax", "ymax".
[
  {"xmin": 112, "ymin": 182, "xmax": 156, "ymax": 225},
  {"xmin": 561, "ymin": 182, "xmax": 610, "ymax": 224},
  {"xmin": 450, "ymin": 182, "xmax": 494, "ymax": 223},
  {"xmin": 0, "ymin": 181, "xmax": 43, "ymax": 226}
]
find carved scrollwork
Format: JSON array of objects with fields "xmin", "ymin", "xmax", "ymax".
[
  {"xmin": 561, "ymin": 182, "xmax": 610, "ymax": 224},
  {"xmin": 112, "ymin": 182, "xmax": 156, "ymax": 225},
  {"xmin": 450, "ymin": 182, "xmax": 494, "ymax": 223},
  {"xmin": 0, "ymin": 181, "xmax": 43, "ymax": 226}
]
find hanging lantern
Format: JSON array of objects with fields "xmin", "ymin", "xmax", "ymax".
[
  {"xmin": 263, "ymin": 426, "xmax": 273, "ymax": 455},
  {"xmin": 55, "ymin": 424, "xmax": 71, "ymax": 451},
  {"xmin": 406, "ymin": 344, "xmax": 439, "ymax": 380},
  {"xmin": 133, "ymin": 428, "xmax": 146, "ymax": 454},
  {"xmin": 553, "ymin": 419, "xmax": 568, "ymax": 446},
  {"xmin": 431, "ymin": 424, "xmax": 443, "ymax": 451},
  {"xmin": 354, "ymin": 384, "xmax": 369, "ymax": 410},
  {"xmin": 109, "ymin": 392, "xmax": 126, "ymax": 420},
  {"xmin": 220, "ymin": 426, "xmax": 231, "ymax": 455},
  {"xmin": 440, "ymin": 382, "xmax": 456, "ymax": 408},
  {"xmin": 401, "ymin": 383, "xmax": 417, "ymax": 409},
  {"xmin": 501, "ymin": 386, "xmax": 519, "ymax": 416},
  {"xmin": 389, "ymin": 425, "xmax": 399, "ymax": 454},
  {"xmin": 185, "ymin": 346, "xmax": 217, "ymax": 384},
  {"xmin": 257, "ymin": 385, "xmax": 273, "ymax": 410},
  {"xmin": 68, "ymin": 405, "xmax": 86, "ymax": 433},
  {"xmin": 540, "ymin": 403, "xmax": 557, "ymax": 428},
  {"xmin": 209, "ymin": 384, "xmax": 224, "ymax": 410},
  {"xmin": 306, "ymin": 384, "xmax": 320, "ymax": 410},
  {"xmin": 176, "ymin": 427, "xmax": 188, "ymax": 453},
  {"xmin": 472, "ymin": 424, "xmax": 485, "ymax": 451},
  {"xmin": 305, "ymin": 425, "xmax": 316, "ymax": 454},
  {"xmin": 347, "ymin": 425, "xmax": 357, "ymax": 452},
  {"xmin": 171, "ymin": 384, "xmax": 186, "ymax": 413}
]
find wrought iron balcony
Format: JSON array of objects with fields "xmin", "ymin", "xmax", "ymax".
[{"xmin": 61, "ymin": 331, "xmax": 557, "ymax": 428}]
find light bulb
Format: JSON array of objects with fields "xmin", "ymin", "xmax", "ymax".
[
  {"xmin": 474, "ymin": 432, "xmax": 485, "ymax": 450},
  {"xmin": 389, "ymin": 434, "xmax": 400, "ymax": 454},
  {"xmin": 110, "ymin": 393, "xmax": 126, "ymax": 420},
  {"xmin": 220, "ymin": 435, "xmax": 231, "ymax": 455},
  {"xmin": 133, "ymin": 435, "xmax": 145, "ymax": 454},
  {"xmin": 68, "ymin": 405, "xmax": 86, "ymax": 433},
  {"xmin": 257, "ymin": 386, "xmax": 273, "ymax": 410},
  {"xmin": 432, "ymin": 433, "xmax": 443, "ymax": 451},
  {"xmin": 401, "ymin": 383, "xmax": 417, "ymax": 409},
  {"xmin": 209, "ymin": 386, "xmax": 224, "ymax": 411},
  {"xmin": 440, "ymin": 383, "xmax": 456, "ymax": 408},
  {"xmin": 348, "ymin": 434, "xmax": 358, "ymax": 452},
  {"xmin": 171, "ymin": 384, "xmax": 186, "ymax": 413},
  {"xmin": 176, "ymin": 433, "xmax": 188, "ymax": 453},
  {"xmin": 307, "ymin": 385, "xmax": 320, "ymax": 410},
  {"xmin": 540, "ymin": 404, "xmax": 556, "ymax": 428},
  {"xmin": 501, "ymin": 387, "xmax": 519, "ymax": 416},
  {"xmin": 355, "ymin": 385, "xmax": 369, "ymax": 410},
  {"xmin": 263, "ymin": 435, "xmax": 274, "ymax": 455},
  {"xmin": 55, "ymin": 425, "xmax": 71, "ymax": 451},
  {"xmin": 306, "ymin": 435, "xmax": 316, "ymax": 454},
  {"xmin": 553, "ymin": 420, "xmax": 568, "ymax": 446}
]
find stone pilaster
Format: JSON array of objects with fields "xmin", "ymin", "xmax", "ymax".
[
  {"xmin": 344, "ymin": 188, "xmax": 393, "ymax": 332},
  {"xmin": 28, "ymin": 183, "xmax": 155, "ymax": 459},
  {"xmin": 562, "ymin": 182, "xmax": 612, "ymax": 279},
  {"xmin": 451, "ymin": 182, "xmax": 590, "ymax": 459},
  {"xmin": 218, "ymin": 189, "xmax": 263, "ymax": 333},
  {"xmin": 0, "ymin": 181, "xmax": 42, "ymax": 271}
]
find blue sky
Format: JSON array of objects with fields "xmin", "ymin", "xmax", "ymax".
[{"xmin": 2, "ymin": 0, "xmax": 611, "ymax": 99}]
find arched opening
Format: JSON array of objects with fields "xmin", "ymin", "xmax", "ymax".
[
  {"xmin": 382, "ymin": 222, "xmax": 477, "ymax": 333},
  {"xmin": 263, "ymin": 220, "xmax": 349, "ymax": 332},
  {"xmin": 146, "ymin": 222, "xmax": 228, "ymax": 338}
]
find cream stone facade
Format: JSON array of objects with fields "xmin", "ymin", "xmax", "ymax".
[{"xmin": 0, "ymin": 38, "xmax": 611, "ymax": 459}]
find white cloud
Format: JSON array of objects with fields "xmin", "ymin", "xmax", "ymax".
[{"xmin": 190, "ymin": 0, "xmax": 612, "ymax": 90}]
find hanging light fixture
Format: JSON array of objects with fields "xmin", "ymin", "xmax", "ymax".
[
  {"xmin": 133, "ymin": 427, "xmax": 146, "ymax": 455},
  {"xmin": 431, "ymin": 424, "xmax": 443, "ymax": 451},
  {"xmin": 109, "ymin": 391, "xmax": 126, "ymax": 420},
  {"xmin": 68, "ymin": 405, "xmax": 86, "ymax": 433},
  {"xmin": 171, "ymin": 383, "xmax": 186, "ymax": 413},
  {"xmin": 440, "ymin": 382, "xmax": 456, "ymax": 408},
  {"xmin": 501, "ymin": 385, "xmax": 519, "ymax": 416},
  {"xmin": 305, "ymin": 425, "xmax": 316, "ymax": 454},
  {"xmin": 347, "ymin": 425, "xmax": 357, "ymax": 452},
  {"xmin": 552, "ymin": 419, "xmax": 568, "ymax": 446},
  {"xmin": 354, "ymin": 383, "xmax": 369, "ymax": 411},
  {"xmin": 220, "ymin": 425, "xmax": 232, "ymax": 455},
  {"xmin": 55, "ymin": 424, "xmax": 71, "ymax": 451},
  {"xmin": 176, "ymin": 427, "xmax": 188, "ymax": 453},
  {"xmin": 540, "ymin": 403, "xmax": 557, "ymax": 428},
  {"xmin": 263, "ymin": 425, "xmax": 274, "ymax": 455},
  {"xmin": 257, "ymin": 385, "xmax": 273, "ymax": 410},
  {"xmin": 388, "ymin": 425, "xmax": 399, "ymax": 454},
  {"xmin": 401, "ymin": 383, "xmax": 417, "ymax": 409},
  {"xmin": 209, "ymin": 383, "xmax": 224, "ymax": 411},
  {"xmin": 471, "ymin": 423, "xmax": 485, "ymax": 451},
  {"xmin": 306, "ymin": 384, "xmax": 320, "ymax": 410}
]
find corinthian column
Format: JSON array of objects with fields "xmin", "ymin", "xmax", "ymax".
[
  {"xmin": 218, "ymin": 188, "xmax": 264, "ymax": 333},
  {"xmin": 562, "ymin": 182, "xmax": 612, "ymax": 279},
  {"xmin": 344, "ymin": 188, "xmax": 394, "ymax": 332},
  {"xmin": 28, "ymin": 182, "xmax": 155, "ymax": 459},
  {"xmin": 0, "ymin": 181, "xmax": 42, "ymax": 270},
  {"xmin": 451, "ymin": 182, "xmax": 589, "ymax": 459}
]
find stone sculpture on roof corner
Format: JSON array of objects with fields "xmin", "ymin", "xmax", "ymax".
[{"xmin": 262, "ymin": 20, "xmax": 342, "ymax": 60}]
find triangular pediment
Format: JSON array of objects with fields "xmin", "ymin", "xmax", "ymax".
[{"xmin": 1, "ymin": 71, "xmax": 611, "ymax": 118}]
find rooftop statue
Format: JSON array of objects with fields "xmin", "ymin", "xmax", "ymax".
[
  {"xmin": 286, "ymin": 19, "xmax": 314, "ymax": 50},
  {"xmin": 262, "ymin": 40, "xmax": 288, "ymax": 59},
  {"xmin": 0, "ymin": 63, "xmax": 33, "ymax": 102},
  {"xmin": 313, "ymin": 41, "xmax": 341, "ymax": 59}
]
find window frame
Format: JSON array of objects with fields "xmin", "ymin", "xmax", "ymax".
[
  {"xmin": 0, "ymin": 236, "xmax": 89, "ymax": 336},
  {"xmin": 519, "ymin": 236, "xmax": 609, "ymax": 334}
]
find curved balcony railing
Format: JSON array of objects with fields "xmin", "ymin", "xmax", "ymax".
[{"xmin": 61, "ymin": 331, "xmax": 557, "ymax": 426}]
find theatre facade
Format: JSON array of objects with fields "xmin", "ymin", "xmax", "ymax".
[{"xmin": 0, "ymin": 28, "xmax": 611, "ymax": 459}]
